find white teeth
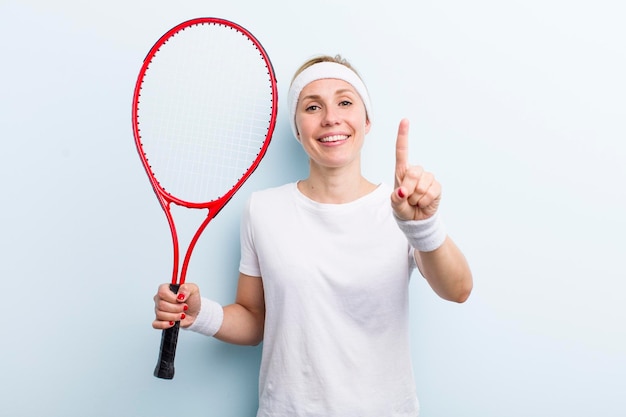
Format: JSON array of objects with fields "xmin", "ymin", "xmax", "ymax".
[{"xmin": 319, "ymin": 135, "xmax": 348, "ymax": 143}]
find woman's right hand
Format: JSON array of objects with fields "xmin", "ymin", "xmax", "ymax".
[{"xmin": 152, "ymin": 283, "xmax": 202, "ymax": 329}]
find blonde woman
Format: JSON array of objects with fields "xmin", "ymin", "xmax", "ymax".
[{"xmin": 153, "ymin": 54, "xmax": 473, "ymax": 417}]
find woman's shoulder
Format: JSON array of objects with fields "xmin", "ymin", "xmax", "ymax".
[
  {"xmin": 252, "ymin": 182, "xmax": 295, "ymax": 197},
  {"xmin": 247, "ymin": 182, "xmax": 296, "ymax": 206}
]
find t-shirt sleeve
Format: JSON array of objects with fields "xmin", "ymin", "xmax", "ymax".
[{"xmin": 239, "ymin": 195, "xmax": 262, "ymax": 277}]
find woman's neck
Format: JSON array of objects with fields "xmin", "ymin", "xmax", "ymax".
[{"xmin": 298, "ymin": 165, "xmax": 377, "ymax": 204}]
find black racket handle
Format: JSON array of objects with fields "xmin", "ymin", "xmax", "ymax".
[{"xmin": 154, "ymin": 283, "xmax": 181, "ymax": 379}]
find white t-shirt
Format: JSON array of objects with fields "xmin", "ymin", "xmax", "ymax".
[{"xmin": 240, "ymin": 182, "xmax": 420, "ymax": 417}]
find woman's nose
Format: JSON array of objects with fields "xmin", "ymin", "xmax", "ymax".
[{"xmin": 322, "ymin": 107, "xmax": 340, "ymax": 126}]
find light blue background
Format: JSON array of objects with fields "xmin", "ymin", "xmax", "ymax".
[{"xmin": 1, "ymin": 0, "xmax": 624, "ymax": 416}]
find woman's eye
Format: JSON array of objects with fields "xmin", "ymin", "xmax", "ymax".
[
  {"xmin": 339, "ymin": 100, "xmax": 352, "ymax": 106},
  {"xmin": 306, "ymin": 104, "xmax": 320, "ymax": 111}
]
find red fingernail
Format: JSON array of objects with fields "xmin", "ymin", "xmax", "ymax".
[
  {"xmin": 183, "ymin": 305, "xmax": 188, "ymax": 311},
  {"xmin": 397, "ymin": 188, "xmax": 405, "ymax": 198},
  {"xmin": 169, "ymin": 321, "xmax": 175, "ymax": 326},
  {"xmin": 180, "ymin": 313, "xmax": 186, "ymax": 320},
  {"xmin": 177, "ymin": 294, "xmax": 185, "ymax": 300}
]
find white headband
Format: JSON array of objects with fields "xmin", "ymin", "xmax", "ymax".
[{"xmin": 287, "ymin": 61, "xmax": 372, "ymax": 140}]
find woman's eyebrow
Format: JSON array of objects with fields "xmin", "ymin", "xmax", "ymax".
[
  {"xmin": 335, "ymin": 88, "xmax": 356, "ymax": 95},
  {"xmin": 301, "ymin": 94, "xmax": 322, "ymax": 101}
]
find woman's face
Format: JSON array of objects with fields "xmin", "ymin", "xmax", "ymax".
[{"xmin": 294, "ymin": 78, "xmax": 371, "ymax": 170}]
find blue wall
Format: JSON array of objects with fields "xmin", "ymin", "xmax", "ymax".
[{"xmin": 1, "ymin": 1, "xmax": 625, "ymax": 416}]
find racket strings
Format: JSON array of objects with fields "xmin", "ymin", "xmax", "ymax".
[{"xmin": 137, "ymin": 22, "xmax": 274, "ymax": 204}]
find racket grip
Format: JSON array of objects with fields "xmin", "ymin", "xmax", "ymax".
[{"xmin": 154, "ymin": 283, "xmax": 181, "ymax": 379}]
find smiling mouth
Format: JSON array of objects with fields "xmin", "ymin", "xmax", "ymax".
[{"xmin": 319, "ymin": 135, "xmax": 349, "ymax": 143}]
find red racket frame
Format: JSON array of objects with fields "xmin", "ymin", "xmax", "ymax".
[
  {"xmin": 132, "ymin": 17, "xmax": 277, "ymax": 379},
  {"xmin": 132, "ymin": 17, "xmax": 277, "ymax": 287}
]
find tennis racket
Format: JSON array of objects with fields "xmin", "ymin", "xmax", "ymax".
[{"xmin": 131, "ymin": 17, "xmax": 277, "ymax": 379}]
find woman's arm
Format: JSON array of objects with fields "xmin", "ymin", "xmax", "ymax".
[
  {"xmin": 153, "ymin": 272, "xmax": 265, "ymax": 346},
  {"xmin": 414, "ymin": 236, "xmax": 473, "ymax": 303},
  {"xmin": 391, "ymin": 118, "xmax": 473, "ymax": 303},
  {"xmin": 214, "ymin": 273, "xmax": 266, "ymax": 346}
]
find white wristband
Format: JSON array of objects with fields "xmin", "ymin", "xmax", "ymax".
[
  {"xmin": 185, "ymin": 297, "xmax": 224, "ymax": 337},
  {"xmin": 394, "ymin": 212, "xmax": 447, "ymax": 252}
]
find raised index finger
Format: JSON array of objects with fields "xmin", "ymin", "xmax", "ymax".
[{"xmin": 395, "ymin": 118, "xmax": 410, "ymax": 170}]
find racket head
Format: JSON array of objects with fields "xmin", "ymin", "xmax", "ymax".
[{"xmin": 132, "ymin": 17, "xmax": 277, "ymax": 209}]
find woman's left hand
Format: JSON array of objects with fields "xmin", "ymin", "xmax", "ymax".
[{"xmin": 390, "ymin": 118, "xmax": 442, "ymax": 221}]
